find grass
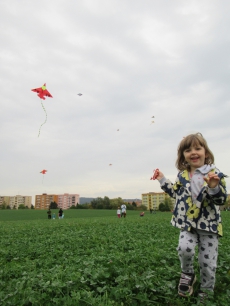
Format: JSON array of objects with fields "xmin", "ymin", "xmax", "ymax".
[
  {"xmin": 0, "ymin": 210, "xmax": 229, "ymax": 305},
  {"xmin": 0, "ymin": 209, "xmax": 138, "ymax": 221}
]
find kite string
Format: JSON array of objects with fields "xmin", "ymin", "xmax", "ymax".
[{"xmin": 38, "ymin": 100, "xmax": 47, "ymax": 137}]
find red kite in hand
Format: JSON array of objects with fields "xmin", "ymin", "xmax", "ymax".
[{"xmin": 150, "ymin": 168, "xmax": 159, "ymax": 180}]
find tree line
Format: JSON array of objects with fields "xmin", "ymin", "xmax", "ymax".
[
  {"xmin": 2, "ymin": 196, "xmax": 229, "ymax": 211},
  {"xmin": 69, "ymin": 197, "xmax": 147, "ymax": 211}
]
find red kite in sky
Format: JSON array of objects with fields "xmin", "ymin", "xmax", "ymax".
[
  {"xmin": 31, "ymin": 83, "xmax": 53, "ymax": 137},
  {"xmin": 40, "ymin": 169, "xmax": 47, "ymax": 174},
  {"xmin": 40, "ymin": 169, "xmax": 47, "ymax": 183},
  {"xmin": 31, "ymin": 83, "xmax": 53, "ymax": 100}
]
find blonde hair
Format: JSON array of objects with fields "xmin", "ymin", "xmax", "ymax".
[{"xmin": 176, "ymin": 133, "xmax": 214, "ymax": 171}]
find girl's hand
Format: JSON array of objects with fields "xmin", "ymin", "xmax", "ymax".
[
  {"xmin": 156, "ymin": 170, "xmax": 164, "ymax": 181},
  {"xmin": 204, "ymin": 172, "xmax": 220, "ymax": 188},
  {"xmin": 150, "ymin": 169, "xmax": 164, "ymax": 180}
]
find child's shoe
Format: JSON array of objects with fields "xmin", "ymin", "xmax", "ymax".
[
  {"xmin": 178, "ymin": 272, "xmax": 196, "ymax": 297},
  {"xmin": 197, "ymin": 291, "xmax": 208, "ymax": 304},
  {"xmin": 197, "ymin": 290, "xmax": 213, "ymax": 305}
]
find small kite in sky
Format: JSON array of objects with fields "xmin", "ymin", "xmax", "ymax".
[
  {"xmin": 109, "ymin": 164, "xmax": 112, "ymax": 166},
  {"xmin": 40, "ymin": 169, "xmax": 47, "ymax": 174},
  {"xmin": 78, "ymin": 93, "xmax": 82, "ymax": 96},
  {"xmin": 40, "ymin": 169, "xmax": 47, "ymax": 183},
  {"xmin": 117, "ymin": 129, "xmax": 119, "ymax": 131},
  {"xmin": 31, "ymin": 83, "xmax": 53, "ymax": 137},
  {"xmin": 150, "ymin": 169, "xmax": 159, "ymax": 180}
]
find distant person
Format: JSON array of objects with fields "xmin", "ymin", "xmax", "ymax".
[
  {"xmin": 47, "ymin": 209, "xmax": 51, "ymax": 219},
  {"xmin": 58, "ymin": 208, "xmax": 63, "ymax": 219},
  {"xmin": 150, "ymin": 208, "xmax": 153, "ymax": 214},
  {"xmin": 117, "ymin": 207, "xmax": 121, "ymax": 218},
  {"xmin": 140, "ymin": 212, "xmax": 145, "ymax": 217},
  {"xmin": 121, "ymin": 204, "xmax": 126, "ymax": 218},
  {"xmin": 52, "ymin": 212, "xmax": 56, "ymax": 219}
]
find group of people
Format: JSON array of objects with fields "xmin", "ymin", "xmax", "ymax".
[
  {"xmin": 47, "ymin": 133, "xmax": 226, "ymax": 304},
  {"xmin": 47, "ymin": 208, "xmax": 64, "ymax": 219},
  {"xmin": 116, "ymin": 204, "xmax": 145, "ymax": 218},
  {"xmin": 116, "ymin": 204, "xmax": 126, "ymax": 218}
]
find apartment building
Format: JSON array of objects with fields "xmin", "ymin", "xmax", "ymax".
[
  {"xmin": 142, "ymin": 192, "xmax": 174, "ymax": 211},
  {"xmin": 0, "ymin": 196, "xmax": 10, "ymax": 207},
  {"xmin": 58, "ymin": 193, "xmax": 79, "ymax": 209},
  {"xmin": 35, "ymin": 193, "xmax": 58, "ymax": 210},
  {"xmin": 0, "ymin": 195, "xmax": 32, "ymax": 209},
  {"xmin": 35, "ymin": 193, "xmax": 79, "ymax": 209}
]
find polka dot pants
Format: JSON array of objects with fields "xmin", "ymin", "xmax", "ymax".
[{"xmin": 177, "ymin": 229, "xmax": 219, "ymax": 291}]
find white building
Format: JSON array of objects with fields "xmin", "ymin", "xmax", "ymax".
[{"xmin": 8, "ymin": 195, "xmax": 32, "ymax": 209}]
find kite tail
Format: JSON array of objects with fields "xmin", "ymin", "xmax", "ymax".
[{"xmin": 38, "ymin": 101, "xmax": 47, "ymax": 137}]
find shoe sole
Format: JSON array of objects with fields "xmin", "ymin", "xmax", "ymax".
[{"xmin": 178, "ymin": 275, "xmax": 197, "ymax": 297}]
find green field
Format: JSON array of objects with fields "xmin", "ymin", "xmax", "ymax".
[{"xmin": 0, "ymin": 210, "xmax": 230, "ymax": 305}]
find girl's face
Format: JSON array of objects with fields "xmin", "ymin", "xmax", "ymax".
[{"xmin": 183, "ymin": 144, "xmax": 207, "ymax": 172}]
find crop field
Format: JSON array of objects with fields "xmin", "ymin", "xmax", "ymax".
[{"xmin": 0, "ymin": 210, "xmax": 230, "ymax": 306}]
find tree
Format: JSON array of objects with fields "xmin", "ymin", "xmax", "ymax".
[
  {"xmin": 6, "ymin": 205, "xmax": 11, "ymax": 209},
  {"xmin": 159, "ymin": 199, "xmax": 173, "ymax": 212},
  {"xmin": 132, "ymin": 201, "xmax": 137, "ymax": 208},
  {"xmin": 159, "ymin": 203, "xmax": 166, "ymax": 212},
  {"xmin": 49, "ymin": 201, "xmax": 58, "ymax": 209},
  {"xmin": 91, "ymin": 197, "xmax": 105, "ymax": 209},
  {"xmin": 31, "ymin": 204, "xmax": 34, "ymax": 209},
  {"xmin": 137, "ymin": 204, "xmax": 147, "ymax": 211},
  {"xmin": 0, "ymin": 201, "xmax": 7, "ymax": 210},
  {"xmin": 103, "ymin": 196, "xmax": 111, "ymax": 209},
  {"xmin": 164, "ymin": 198, "xmax": 173, "ymax": 211},
  {"xmin": 18, "ymin": 204, "xmax": 26, "ymax": 209},
  {"xmin": 69, "ymin": 205, "xmax": 77, "ymax": 209},
  {"xmin": 91, "ymin": 198, "xmax": 99, "ymax": 209},
  {"xmin": 126, "ymin": 203, "xmax": 134, "ymax": 210},
  {"xmin": 110, "ymin": 197, "xmax": 125, "ymax": 209},
  {"xmin": 76, "ymin": 203, "xmax": 89, "ymax": 209}
]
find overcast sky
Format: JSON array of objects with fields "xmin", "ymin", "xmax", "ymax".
[{"xmin": 1, "ymin": 0, "xmax": 230, "ymax": 204}]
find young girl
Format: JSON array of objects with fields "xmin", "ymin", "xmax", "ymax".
[{"xmin": 153, "ymin": 133, "xmax": 227, "ymax": 302}]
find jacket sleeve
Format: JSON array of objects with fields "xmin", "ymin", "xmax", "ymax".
[
  {"xmin": 207, "ymin": 174, "xmax": 227, "ymax": 205},
  {"xmin": 159, "ymin": 175, "xmax": 180, "ymax": 199}
]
